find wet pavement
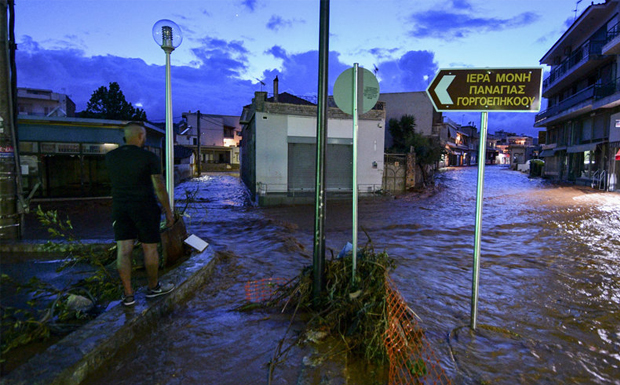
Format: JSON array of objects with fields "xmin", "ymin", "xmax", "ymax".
[{"xmin": 3, "ymin": 168, "xmax": 620, "ymax": 384}]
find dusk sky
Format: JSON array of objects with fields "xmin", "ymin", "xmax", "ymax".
[{"xmin": 16, "ymin": 0, "xmax": 584, "ymax": 136}]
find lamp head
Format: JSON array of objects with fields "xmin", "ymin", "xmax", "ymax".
[{"xmin": 152, "ymin": 19, "xmax": 183, "ymax": 52}]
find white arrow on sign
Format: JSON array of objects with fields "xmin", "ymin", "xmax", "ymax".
[{"xmin": 436, "ymin": 74, "xmax": 455, "ymax": 105}]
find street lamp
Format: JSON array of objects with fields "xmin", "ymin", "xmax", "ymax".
[{"xmin": 152, "ymin": 19, "xmax": 182, "ymax": 210}]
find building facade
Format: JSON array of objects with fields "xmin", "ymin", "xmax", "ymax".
[
  {"xmin": 240, "ymin": 91, "xmax": 385, "ymax": 206},
  {"xmin": 17, "ymin": 88, "xmax": 76, "ymax": 117},
  {"xmin": 535, "ymin": 0, "xmax": 620, "ymax": 190},
  {"xmin": 17, "ymin": 116, "xmax": 164, "ymax": 198},
  {"xmin": 180, "ymin": 112, "xmax": 242, "ymax": 171}
]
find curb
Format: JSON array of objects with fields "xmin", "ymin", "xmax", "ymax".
[{"xmin": 1, "ymin": 247, "xmax": 217, "ymax": 385}]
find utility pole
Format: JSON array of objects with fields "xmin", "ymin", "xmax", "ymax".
[
  {"xmin": 0, "ymin": 0, "xmax": 21, "ymax": 239},
  {"xmin": 196, "ymin": 110, "xmax": 201, "ymax": 176},
  {"xmin": 313, "ymin": 0, "xmax": 330, "ymax": 302}
]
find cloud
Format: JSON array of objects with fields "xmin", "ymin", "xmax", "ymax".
[
  {"xmin": 241, "ymin": 0, "xmax": 258, "ymax": 12},
  {"xmin": 266, "ymin": 15, "xmax": 292, "ymax": 31},
  {"xmin": 365, "ymin": 47, "xmax": 399, "ymax": 60},
  {"xmin": 374, "ymin": 50, "xmax": 438, "ymax": 93},
  {"xmin": 408, "ymin": 9, "xmax": 539, "ymax": 39},
  {"xmin": 16, "ymin": 35, "xmax": 541, "ymax": 136},
  {"xmin": 263, "ymin": 46, "xmax": 350, "ymax": 96},
  {"xmin": 16, "ymin": 35, "xmax": 256, "ymax": 120},
  {"xmin": 452, "ymin": 0, "xmax": 473, "ymax": 10},
  {"xmin": 266, "ymin": 45, "xmax": 287, "ymax": 60},
  {"xmin": 190, "ymin": 37, "xmax": 249, "ymax": 76}
]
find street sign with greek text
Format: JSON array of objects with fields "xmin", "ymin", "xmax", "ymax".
[{"xmin": 426, "ymin": 67, "xmax": 543, "ymax": 112}]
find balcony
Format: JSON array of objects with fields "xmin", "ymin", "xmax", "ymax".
[
  {"xmin": 602, "ymin": 22, "xmax": 620, "ymax": 55},
  {"xmin": 594, "ymin": 77, "xmax": 620, "ymax": 109},
  {"xmin": 542, "ymin": 39, "xmax": 606, "ymax": 97},
  {"xmin": 535, "ymin": 85, "xmax": 594, "ymax": 126}
]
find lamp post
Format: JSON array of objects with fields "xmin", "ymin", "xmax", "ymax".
[{"xmin": 152, "ymin": 19, "xmax": 182, "ymax": 210}]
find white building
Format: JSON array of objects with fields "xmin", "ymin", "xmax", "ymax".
[
  {"xmin": 17, "ymin": 87, "xmax": 76, "ymax": 117},
  {"xmin": 240, "ymin": 89, "xmax": 385, "ymax": 206},
  {"xmin": 180, "ymin": 112, "xmax": 242, "ymax": 170}
]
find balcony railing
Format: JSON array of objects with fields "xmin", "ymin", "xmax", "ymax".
[
  {"xmin": 543, "ymin": 39, "xmax": 606, "ymax": 89},
  {"xmin": 536, "ymin": 85, "xmax": 594, "ymax": 121},
  {"xmin": 606, "ymin": 22, "xmax": 620, "ymax": 42},
  {"xmin": 595, "ymin": 77, "xmax": 620, "ymax": 100}
]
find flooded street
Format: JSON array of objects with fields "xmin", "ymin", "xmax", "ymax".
[{"xmin": 89, "ymin": 167, "xmax": 620, "ymax": 384}]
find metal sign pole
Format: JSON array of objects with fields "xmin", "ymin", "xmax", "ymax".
[
  {"xmin": 352, "ymin": 63, "xmax": 359, "ymax": 283},
  {"xmin": 165, "ymin": 49, "xmax": 174, "ymax": 210},
  {"xmin": 471, "ymin": 111, "xmax": 488, "ymax": 330}
]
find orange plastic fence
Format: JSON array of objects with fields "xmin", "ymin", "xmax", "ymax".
[
  {"xmin": 384, "ymin": 274, "xmax": 451, "ymax": 385},
  {"xmin": 245, "ymin": 276, "xmax": 451, "ymax": 384},
  {"xmin": 244, "ymin": 277, "xmax": 288, "ymax": 303}
]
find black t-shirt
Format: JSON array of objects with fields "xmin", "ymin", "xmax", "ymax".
[{"xmin": 105, "ymin": 145, "xmax": 162, "ymax": 204}]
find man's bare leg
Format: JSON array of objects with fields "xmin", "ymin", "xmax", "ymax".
[
  {"xmin": 142, "ymin": 242, "xmax": 160, "ymax": 290},
  {"xmin": 117, "ymin": 239, "xmax": 135, "ymax": 296}
]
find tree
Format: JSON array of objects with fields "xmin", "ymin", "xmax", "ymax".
[
  {"xmin": 409, "ymin": 133, "xmax": 445, "ymax": 184},
  {"xmin": 388, "ymin": 114, "xmax": 416, "ymax": 153},
  {"xmin": 79, "ymin": 82, "xmax": 146, "ymax": 121},
  {"xmin": 388, "ymin": 114, "xmax": 445, "ymax": 184}
]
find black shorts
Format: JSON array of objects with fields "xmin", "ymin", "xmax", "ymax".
[{"xmin": 112, "ymin": 201, "xmax": 161, "ymax": 243}]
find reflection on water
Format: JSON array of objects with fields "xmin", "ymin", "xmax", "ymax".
[{"xmin": 90, "ymin": 167, "xmax": 620, "ymax": 384}]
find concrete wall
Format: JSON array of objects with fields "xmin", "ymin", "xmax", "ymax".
[{"xmin": 255, "ymin": 112, "xmax": 288, "ymax": 191}]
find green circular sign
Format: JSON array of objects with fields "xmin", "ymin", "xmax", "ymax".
[{"xmin": 333, "ymin": 67, "xmax": 380, "ymax": 115}]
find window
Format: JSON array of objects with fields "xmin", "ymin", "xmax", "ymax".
[{"xmin": 224, "ymin": 127, "xmax": 234, "ymax": 139}]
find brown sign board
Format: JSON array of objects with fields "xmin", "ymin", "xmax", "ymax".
[{"xmin": 426, "ymin": 67, "xmax": 543, "ymax": 112}]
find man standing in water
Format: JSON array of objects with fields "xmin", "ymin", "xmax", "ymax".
[{"xmin": 105, "ymin": 122, "xmax": 175, "ymax": 306}]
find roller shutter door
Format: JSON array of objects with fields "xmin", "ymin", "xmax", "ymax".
[{"xmin": 287, "ymin": 143, "xmax": 352, "ymax": 191}]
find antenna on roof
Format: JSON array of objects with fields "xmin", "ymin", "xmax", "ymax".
[
  {"xmin": 255, "ymin": 78, "xmax": 266, "ymax": 91},
  {"xmin": 573, "ymin": 0, "xmax": 582, "ymax": 21}
]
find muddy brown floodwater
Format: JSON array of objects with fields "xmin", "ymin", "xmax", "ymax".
[{"xmin": 87, "ymin": 167, "xmax": 620, "ymax": 384}]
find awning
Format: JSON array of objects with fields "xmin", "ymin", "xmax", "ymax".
[
  {"xmin": 567, "ymin": 142, "xmax": 600, "ymax": 153},
  {"xmin": 616, "ymin": 149, "xmax": 620, "ymax": 161},
  {"xmin": 540, "ymin": 149, "xmax": 555, "ymax": 157}
]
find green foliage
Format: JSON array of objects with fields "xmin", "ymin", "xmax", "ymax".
[
  {"xmin": 79, "ymin": 82, "xmax": 147, "ymax": 121},
  {"xmin": 0, "ymin": 207, "xmax": 120, "ymax": 359},
  {"xmin": 256, "ymin": 243, "xmax": 397, "ymax": 364},
  {"xmin": 410, "ymin": 135, "xmax": 444, "ymax": 167},
  {"xmin": 388, "ymin": 114, "xmax": 445, "ymax": 184},
  {"xmin": 407, "ymin": 358, "xmax": 428, "ymax": 377},
  {"xmin": 388, "ymin": 115, "xmax": 416, "ymax": 153}
]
